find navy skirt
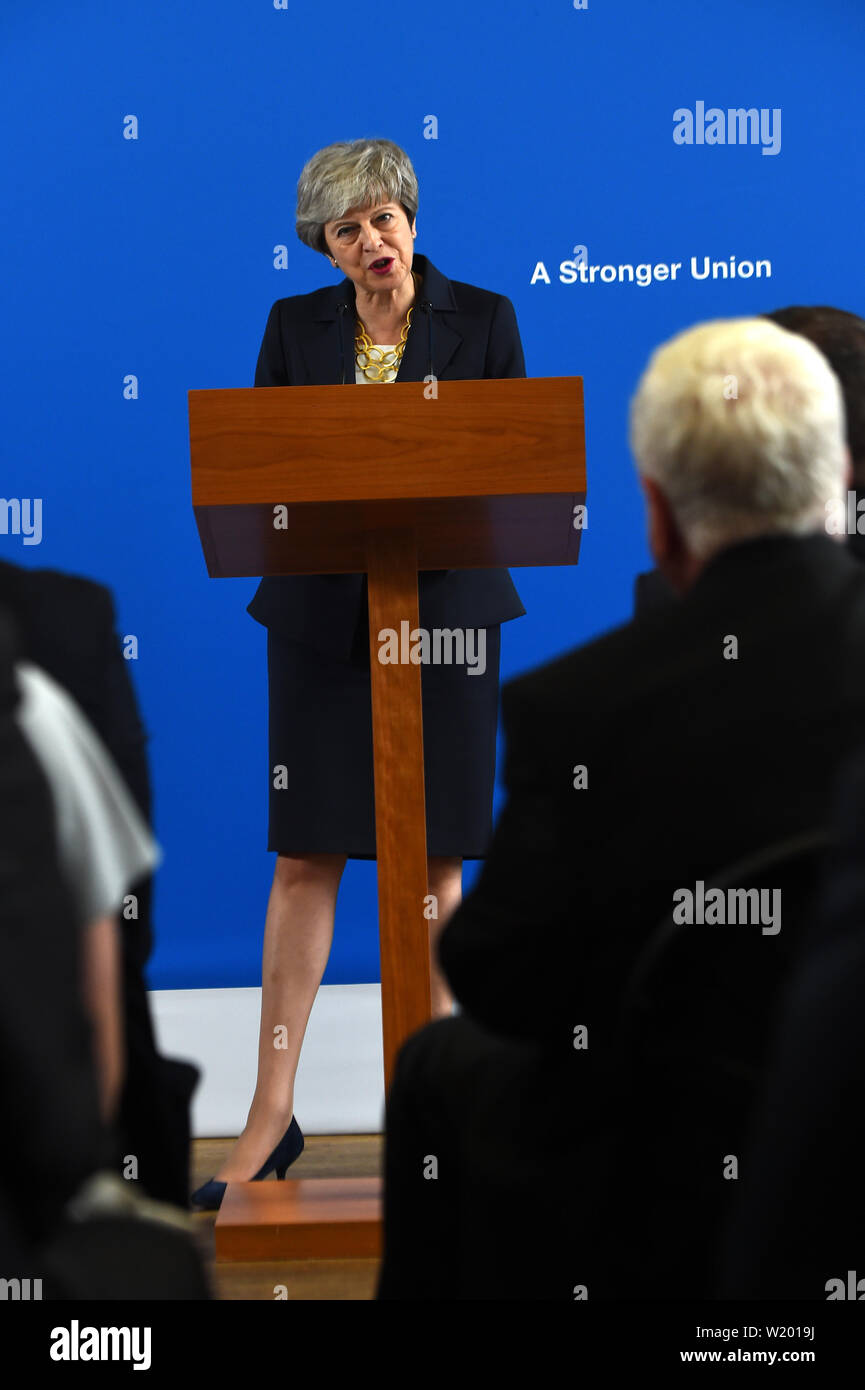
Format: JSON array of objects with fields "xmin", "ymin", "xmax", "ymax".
[{"xmin": 266, "ymin": 621, "xmax": 502, "ymax": 860}]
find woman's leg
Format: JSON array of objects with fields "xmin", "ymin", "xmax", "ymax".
[
  {"xmin": 427, "ymin": 856, "xmax": 463, "ymax": 1018},
  {"xmin": 217, "ymin": 850, "xmax": 459, "ymax": 1181},
  {"xmin": 214, "ymin": 851, "xmax": 346, "ymax": 1181}
]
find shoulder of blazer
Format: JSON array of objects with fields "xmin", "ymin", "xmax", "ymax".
[
  {"xmin": 0, "ymin": 561, "xmax": 114, "ymax": 630},
  {"xmin": 445, "ymin": 277, "xmax": 512, "ymax": 316},
  {"xmin": 267, "ymin": 283, "xmax": 344, "ymax": 325},
  {"xmin": 418, "ymin": 256, "xmax": 515, "ymax": 327}
]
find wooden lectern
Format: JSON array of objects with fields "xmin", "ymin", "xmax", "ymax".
[{"xmin": 189, "ymin": 376, "xmax": 585, "ymax": 1094}]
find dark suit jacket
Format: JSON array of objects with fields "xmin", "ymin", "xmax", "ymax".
[
  {"xmin": 437, "ymin": 533, "xmax": 865, "ymax": 1293},
  {"xmin": 246, "ymin": 253, "xmax": 527, "ymax": 658},
  {"xmin": 0, "ymin": 561, "xmax": 152, "ymax": 958},
  {"xmin": 633, "ymin": 504, "xmax": 865, "ymax": 618},
  {"xmin": 0, "ymin": 607, "xmax": 106, "ymax": 1262},
  {"xmin": 0, "ymin": 560, "xmax": 198, "ymax": 1208},
  {"xmin": 719, "ymin": 748, "xmax": 865, "ymax": 1299},
  {"xmin": 632, "ymin": 566, "xmax": 676, "ymax": 615},
  {"xmin": 440, "ymin": 532, "xmax": 865, "ymax": 1044}
]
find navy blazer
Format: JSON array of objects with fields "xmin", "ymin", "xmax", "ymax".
[{"xmin": 246, "ymin": 253, "xmax": 527, "ymax": 659}]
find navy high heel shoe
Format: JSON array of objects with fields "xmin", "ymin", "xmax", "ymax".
[{"xmin": 191, "ymin": 1116, "xmax": 304, "ymax": 1211}]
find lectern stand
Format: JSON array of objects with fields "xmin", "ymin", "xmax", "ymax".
[{"xmin": 189, "ymin": 375, "xmax": 585, "ymax": 1259}]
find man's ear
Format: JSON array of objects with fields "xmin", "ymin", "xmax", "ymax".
[
  {"xmin": 641, "ymin": 474, "xmax": 673, "ymax": 566},
  {"xmin": 640, "ymin": 474, "xmax": 696, "ymax": 592}
]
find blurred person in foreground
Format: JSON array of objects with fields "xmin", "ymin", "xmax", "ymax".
[
  {"xmin": 0, "ymin": 606, "xmax": 105, "ymax": 1270},
  {"xmin": 0, "ymin": 557, "xmax": 199, "ymax": 1207},
  {"xmin": 377, "ymin": 316, "xmax": 865, "ymax": 1299},
  {"xmin": 0, "ymin": 609, "xmax": 208, "ymax": 1297},
  {"xmin": 634, "ymin": 303, "xmax": 865, "ymax": 612},
  {"xmin": 720, "ymin": 744, "xmax": 865, "ymax": 1299}
]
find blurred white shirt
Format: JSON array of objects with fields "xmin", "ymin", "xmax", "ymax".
[{"xmin": 13, "ymin": 661, "xmax": 161, "ymax": 928}]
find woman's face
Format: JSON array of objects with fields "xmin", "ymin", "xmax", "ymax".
[{"xmin": 323, "ymin": 201, "xmax": 417, "ymax": 294}]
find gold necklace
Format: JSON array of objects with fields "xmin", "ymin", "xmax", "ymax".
[{"xmin": 354, "ymin": 271, "xmax": 419, "ymax": 382}]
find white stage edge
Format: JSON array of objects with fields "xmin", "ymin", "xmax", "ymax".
[{"xmin": 150, "ymin": 984, "xmax": 386, "ymax": 1138}]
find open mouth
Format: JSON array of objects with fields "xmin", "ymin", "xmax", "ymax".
[{"xmin": 370, "ymin": 257, "xmax": 394, "ymax": 273}]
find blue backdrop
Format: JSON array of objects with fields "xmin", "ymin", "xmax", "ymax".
[{"xmin": 2, "ymin": 0, "xmax": 863, "ymax": 989}]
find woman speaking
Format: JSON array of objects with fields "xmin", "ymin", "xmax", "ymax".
[{"xmin": 193, "ymin": 138, "xmax": 526, "ymax": 1208}]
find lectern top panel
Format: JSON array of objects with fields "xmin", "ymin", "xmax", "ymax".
[{"xmin": 189, "ymin": 376, "xmax": 585, "ymax": 506}]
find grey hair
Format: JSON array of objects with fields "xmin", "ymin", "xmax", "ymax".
[
  {"xmin": 629, "ymin": 317, "xmax": 847, "ymax": 561},
  {"xmin": 295, "ymin": 138, "xmax": 419, "ymax": 256}
]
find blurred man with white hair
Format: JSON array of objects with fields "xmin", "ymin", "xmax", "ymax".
[
  {"xmin": 634, "ymin": 302, "xmax": 865, "ymax": 609},
  {"xmin": 378, "ymin": 317, "xmax": 865, "ymax": 1300},
  {"xmin": 631, "ymin": 316, "xmax": 847, "ymax": 574}
]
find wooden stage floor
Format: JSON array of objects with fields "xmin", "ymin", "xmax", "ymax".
[{"xmin": 191, "ymin": 1134, "xmax": 383, "ymax": 1301}]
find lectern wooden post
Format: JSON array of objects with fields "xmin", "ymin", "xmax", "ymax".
[{"xmin": 189, "ymin": 377, "xmax": 585, "ymax": 1095}]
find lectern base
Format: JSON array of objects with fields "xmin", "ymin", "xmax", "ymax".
[{"xmin": 213, "ymin": 1177, "xmax": 382, "ymax": 1262}]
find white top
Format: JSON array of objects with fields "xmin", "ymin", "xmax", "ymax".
[
  {"xmin": 355, "ymin": 345, "xmax": 399, "ymax": 385},
  {"xmin": 14, "ymin": 661, "xmax": 161, "ymax": 928}
]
